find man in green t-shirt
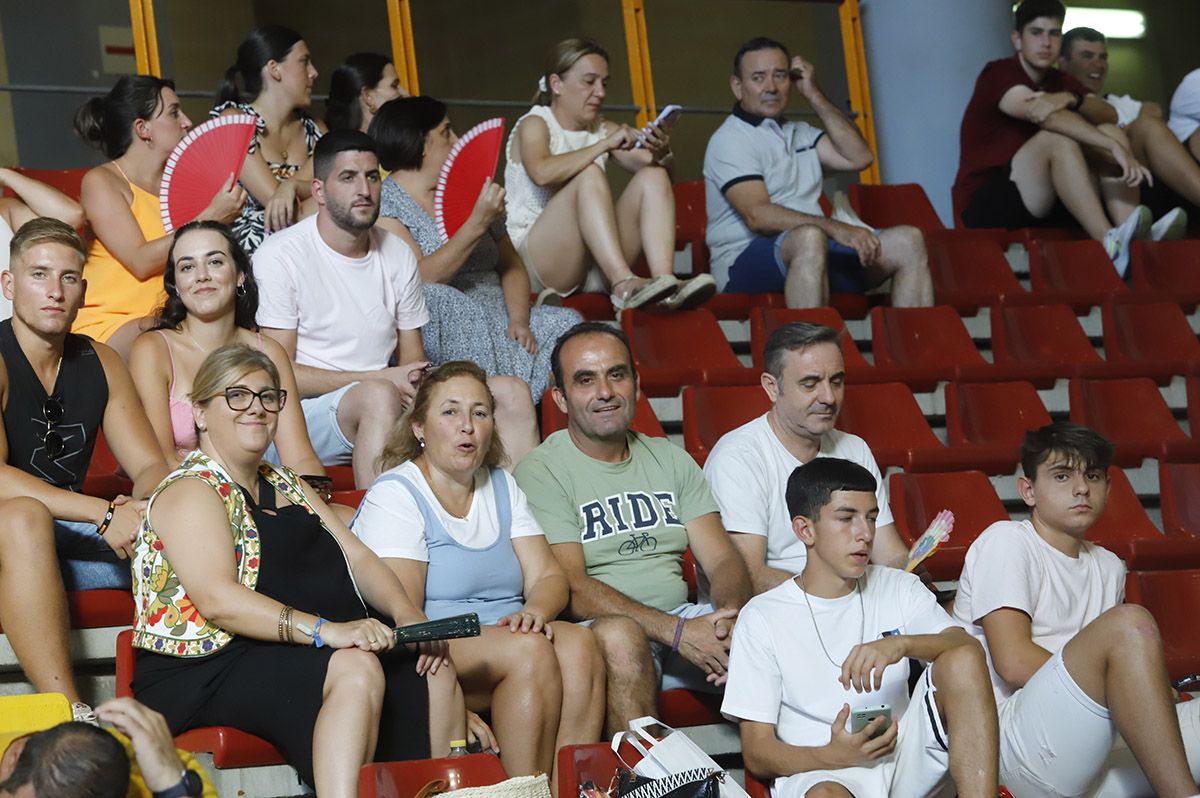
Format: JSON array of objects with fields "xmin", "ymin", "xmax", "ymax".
[{"xmin": 515, "ymin": 322, "xmax": 751, "ymax": 736}]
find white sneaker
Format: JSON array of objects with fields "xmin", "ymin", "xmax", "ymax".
[
  {"xmin": 1103, "ymin": 205, "xmax": 1151, "ymax": 278},
  {"xmin": 1150, "ymin": 207, "xmax": 1188, "ymax": 241},
  {"xmin": 71, "ymin": 701, "xmax": 98, "ymax": 726}
]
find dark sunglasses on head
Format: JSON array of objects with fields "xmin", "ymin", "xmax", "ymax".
[{"xmin": 223, "ymin": 387, "xmax": 287, "ymax": 413}]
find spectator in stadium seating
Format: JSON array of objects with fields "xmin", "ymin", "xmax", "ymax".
[
  {"xmin": 514, "ymin": 322, "xmax": 751, "ymax": 736},
  {"xmin": 73, "ymin": 76, "xmax": 245, "ymax": 357},
  {"xmin": 724, "ymin": 457, "xmax": 999, "ymax": 798},
  {"xmin": 953, "ymin": 0, "xmax": 1181, "ymax": 277},
  {"xmin": 505, "ymin": 38, "xmax": 715, "ymax": 312},
  {"xmin": 352, "ymin": 360, "xmax": 604, "ymax": 782},
  {"xmin": 0, "ymin": 219, "xmax": 168, "ymax": 720},
  {"xmin": 128, "ymin": 221, "xmax": 325, "ymax": 484},
  {"xmin": 1169, "ymin": 68, "xmax": 1200, "ymax": 164},
  {"xmin": 131, "ymin": 343, "xmax": 464, "ymax": 798},
  {"xmin": 1059, "ymin": 27, "xmax": 1193, "ymax": 231},
  {"xmin": 953, "ymin": 422, "xmax": 1200, "ymax": 796},
  {"xmin": 371, "ymin": 96, "xmax": 582, "ymax": 399},
  {"xmin": 214, "ymin": 25, "xmax": 325, "ymax": 254},
  {"xmin": 325, "ymin": 52, "xmax": 408, "ymax": 134},
  {"xmin": 254, "ymin": 130, "xmax": 537, "ymax": 486},
  {"xmin": 703, "ymin": 36, "xmax": 932, "ymax": 309},
  {"xmin": 704, "ymin": 322, "xmax": 909, "ymax": 594},
  {"xmin": 0, "ymin": 168, "xmax": 84, "ymax": 323}
]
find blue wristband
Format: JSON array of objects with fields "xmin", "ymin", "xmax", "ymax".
[{"xmin": 312, "ymin": 617, "xmax": 326, "ymax": 648}]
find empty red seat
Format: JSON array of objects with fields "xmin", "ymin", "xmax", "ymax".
[
  {"xmin": 944, "ymin": 381, "xmax": 1052, "ymax": 475},
  {"xmin": 888, "ymin": 471, "xmax": 1009, "ymax": 580},
  {"xmin": 870, "ymin": 306, "xmax": 1005, "ymax": 391},
  {"xmin": 540, "ymin": 388, "xmax": 666, "ymax": 439},
  {"xmin": 622, "ymin": 308, "xmax": 756, "ymax": 396},
  {"xmin": 0, "ymin": 589, "xmax": 134, "ymax": 634},
  {"xmin": 849, "ymin": 182, "xmax": 944, "ymax": 231},
  {"xmin": 1069, "ymin": 378, "xmax": 1200, "ymax": 466},
  {"xmin": 926, "ymin": 237, "xmax": 1031, "ymax": 313},
  {"xmin": 1188, "ymin": 377, "xmax": 1200, "ymax": 436},
  {"xmin": 326, "ymin": 465, "xmax": 356, "ymax": 492},
  {"xmin": 1125, "ymin": 570, "xmax": 1200, "ymax": 681},
  {"xmin": 657, "ymin": 689, "xmax": 724, "ymax": 727},
  {"xmin": 115, "ymin": 630, "xmax": 287, "ymax": 768},
  {"xmin": 358, "ymin": 753, "xmax": 507, "ymax": 798},
  {"xmin": 1027, "ymin": 239, "xmax": 1129, "ymax": 311},
  {"xmin": 748, "ymin": 306, "xmax": 906, "ymax": 385},
  {"xmin": 990, "ymin": 303, "xmax": 1145, "ymax": 388},
  {"xmin": 681, "ymin": 385, "xmax": 771, "ymax": 465},
  {"xmin": 1087, "ymin": 467, "xmax": 1200, "ymax": 568},
  {"xmin": 1101, "ymin": 300, "xmax": 1200, "ymax": 384},
  {"xmin": 1161, "ymin": 461, "xmax": 1200, "ymax": 539},
  {"xmin": 673, "ymin": 180, "xmax": 710, "ymax": 276},
  {"xmin": 1130, "ymin": 240, "xmax": 1200, "ymax": 310},
  {"xmin": 561, "ymin": 293, "xmax": 615, "ymax": 322},
  {"xmin": 838, "ymin": 382, "xmax": 986, "ymax": 472}
]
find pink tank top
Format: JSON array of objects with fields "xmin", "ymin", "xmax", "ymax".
[{"xmin": 159, "ymin": 331, "xmax": 197, "ymax": 456}]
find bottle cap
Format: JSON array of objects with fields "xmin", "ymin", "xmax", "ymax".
[{"xmin": 450, "ymin": 739, "xmax": 467, "ymax": 748}]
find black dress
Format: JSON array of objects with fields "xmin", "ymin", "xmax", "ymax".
[{"xmin": 133, "ymin": 475, "xmax": 431, "ymax": 787}]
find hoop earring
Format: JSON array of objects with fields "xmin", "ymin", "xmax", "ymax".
[{"xmin": 236, "ymin": 284, "xmax": 247, "ymax": 297}]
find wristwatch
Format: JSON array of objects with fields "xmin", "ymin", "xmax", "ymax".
[{"xmin": 151, "ymin": 768, "xmax": 203, "ymax": 798}]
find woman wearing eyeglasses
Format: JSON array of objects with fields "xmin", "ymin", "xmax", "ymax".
[{"xmin": 130, "ymin": 344, "xmax": 466, "ymax": 798}]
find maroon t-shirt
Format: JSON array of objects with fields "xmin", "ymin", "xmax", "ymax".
[{"xmin": 952, "ymin": 56, "xmax": 1089, "ymax": 219}]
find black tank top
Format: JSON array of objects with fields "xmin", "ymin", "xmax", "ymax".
[{"xmin": 0, "ymin": 319, "xmax": 108, "ymax": 491}]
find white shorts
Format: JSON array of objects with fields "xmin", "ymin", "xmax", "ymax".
[{"xmin": 774, "ymin": 664, "xmax": 952, "ymax": 798}]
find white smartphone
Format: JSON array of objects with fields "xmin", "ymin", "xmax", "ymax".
[
  {"xmin": 634, "ymin": 104, "xmax": 682, "ymax": 148},
  {"xmin": 850, "ymin": 704, "xmax": 892, "ymax": 738}
]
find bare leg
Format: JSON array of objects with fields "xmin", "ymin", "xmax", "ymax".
[
  {"xmin": 779, "ymin": 225, "xmax": 829, "ymax": 308},
  {"xmin": 930, "ymin": 643, "xmax": 999, "ymax": 798},
  {"xmin": 1062, "ymin": 604, "xmax": 1197, "ymax": 797},
  {"xmin": 863, "ymin": 225, "xmax": 934, "ymax": 308},
  {"xmin": 486, "ymin": 376, "xmax": 539, "ymax": 467},
  {"xmin": 1092, "ymin": 124, "xmax": 1141, "ymax": 225},
  {"xmin": 312, "ymin": 648, "xmax": 385, "ymax": 798},
  {"xmin": 1128, "ymin": 114, "xmax": 1200, "ymax": 206},
  {"xmin": 333, "ymin": 379, "xmax": 405, "ymax": 488},
  {"xmin": 425, "ymin": 660, "xmax": 466, "ymax": 758},
  {"xmin": 614, "ymin": 165, "xmax": 676, "ymax": 277},
  {"xmin": 1011, "ymin": 130, "xmax": 1113, "ymax": 240},
  {"xmin": 548, "ymin": 621, "xmax": 606, "ymax": 752},
  {"xmin": 0, "ymin": 498, "xmax": 78, "ymax": 701},
  {"xmin": 1188, "ymin": 131, "xmax": 1200, "ymax": 163},
  {"xmin": 105, "ymin": 316, "xmax": 155, "ymax": 363},
  {"xmin": 806, "ymin": 784, "xmax": 853, "ymax": 797},
  {"xmin": 590, "ymin": 615, "xmax": 658, "ymax": 737}
]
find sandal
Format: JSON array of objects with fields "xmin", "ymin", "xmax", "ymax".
[
  {"xmin": 657, "ymin": 273, "xmax": 716, "ymax": 311},
  {"xmin": 610, "ymin": 274, "xmax": 678, "ymax": 313}
]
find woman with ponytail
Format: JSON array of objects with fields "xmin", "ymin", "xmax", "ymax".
[
  {"xmin": 213, "ymin": 26, "xmax": 324, "ymax": 253},
  {"xmin": 325, "ymin": 52, "xmax": 407, "ymax": 134},
  {"xmin": 72, "ymin": 76, "xmax": 245, "ymax": 357}
]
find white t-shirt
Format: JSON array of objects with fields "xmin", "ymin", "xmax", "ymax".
[
  {"xmin": 351, "ymin": 461, "xmax": 545, "ymax": 560},
  {"xmin": 704, "ymin": 414, "xmax": 893, "ymax": 574},
  {"xmin": 0, "ymin": 215, "xmax": 13, "ymax": 322},
  {"xmin": 723, "ymin": 566, "xmax": 952, "ymax": 750},
  {"xmin": 1169, "ymin": 68, "xmax": 1200, "ymax": 144},
  {"xmin": 252, "ymin": 215, "xmax": 429, "ymax": 372},
  {"xmin": 952, "ymin": 519, "xmax": 1125, "ymax": 700}
]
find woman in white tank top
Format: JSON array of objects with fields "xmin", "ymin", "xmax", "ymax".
[{"xmin": 504, "ymin": 38, "xmax": 714, "ymax": 313}]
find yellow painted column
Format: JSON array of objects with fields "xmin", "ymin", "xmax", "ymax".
[
  {"xmin": 386, "ymin": 0, "xmax": 420, "ymax": 96},
  {"xmin": 621, "ymin": 0, "xmax": 655, "ymax": 127},
  {"xmin": 838, "ymin": 0, "xmax": 880, "ymax": 184},
  {"xmin": 129, "ymin": 0, "xmax": 161, "ymax": 76}
]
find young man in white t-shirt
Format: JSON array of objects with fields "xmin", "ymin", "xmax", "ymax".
[
  {"xmin": 255, "ymin": 130, "xmax": 537, "ymax": 487},
  {"xmin": 723, "ymin": 457, "xmax": 998, "ymax": 797},
  {"xmin": 704, "ymin": 322, "xmax": 909, "ymax": 593},
  {"xmin": 953, "ymin": 422, "xmax": 1200, "ymax": 797}
]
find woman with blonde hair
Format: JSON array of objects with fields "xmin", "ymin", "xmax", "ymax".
[{"xmin": 505, "ymin": 38, "xmax": 713, "ymax": 312}]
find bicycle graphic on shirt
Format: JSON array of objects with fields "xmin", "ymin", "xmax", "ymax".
[{"xmin": 618, "ymin": 531, "xmax": 658, "ymax": 556}]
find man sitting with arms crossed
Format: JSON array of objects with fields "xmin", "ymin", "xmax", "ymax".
[
  {"xmin": 723, "ymin": 457, "xmax": 998, "ymax": 797},
  {"xmin": 705, "ymin": 322, "xmax": 909, "ymax": 595},
  {"xmin": 954, "ymin": 0, "xmax": 1179, "ymax": 276},
  {"xmin": 703, "ymin": 36, "xmax": 932, "ymax": 309},
  {"xmin": 254, "ymin": 130, "xmax": 537, "ymax": 487},
  {"xmin": 514, "ymin": 321, "xmax": 751, "ymax": 736},
  {"xmin": 0, "ymin": 218, "xmax": 167, "ymax": 721},
  {"xmin": 953, "ymin": 422, "xmax": 1200, "ymax": 796}
]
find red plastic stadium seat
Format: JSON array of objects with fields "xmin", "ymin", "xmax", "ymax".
[
  {"xmin": 1087, "ymin": 467, "xmax": 1200, "ymax": 568},
  {"xmin": 1130, "ymin": 241, "xmax": 1200, "ymax": 310},
  {"xmin": 837, "ymin": 382, "xmax": 985, "ymax": 472},
  {"xmin": 673, "ymin": 180, "xmax": 710, "ymax": 276},
  {"xmin": 926, "ymin": 237, "xmax": 1031, "ymax": 313},
  {"xmin": 849, "ymin": 183, "xmax": 944, "ymax": 231},
  {"xmin": 748, "ymin": 306, "xmax": 905, "ymax": 386},
  {"xmin": 657, "ymin": 689, "xmax": 724, "ymax": 727},
  {"xmin": 115, "ymin": 630, "xmax": 286, "ymax": 768},
  {"xmin": 83, "ymin": 430, "xmax": 133, "ymax": 500},
  {"xmin": 944, "ymin": 381, "xmax": 1052, "ymax": 475},
  {"xmin": 358, "ymin": 753, "xmax": 507, "ymax": 798},
  {"xmin": 990, "ymin": 303, "xmax": 1145, "ymax": 388},
  {"xmin": 622, "ymin": 308, "xmax": 756, "ymax": 396},
  {"xmin": 1068, "ymin": 378, "xmax": 1200, "ymax": 466},
  {"xmin": 888, "ymin": 471, "xmax": 1009, "ymax": 581},
  {"xmin": 331, "ymin": 489, "xmax": 366, "ymax": 508},
  {"xmin": 10, "ymin": 167, "xmax": 87, "ymax": 201},
  {"xmin": 1126, "ymin": 570, "xmax": 1200, "ymax": 681},
  {"xmin": 540, "ymin": 389, "xmax": 665, "ymax": 440},
  {"xmin": 745, "ymin": 770, "xmax": 772, "ymax": 798},
  {"xmin": 680, "ymin": 385, "xmax": 771, "ymax": 465},
  {"xmin": 1027, "ymin": 240, "xmax": 1129, "ymax": 311},
  {"xmin": 326, "ymin": 466, "xmax": 356, "ymax": 491},
  {"xmin": 1160, "ymin": 462, "xmax": 1200, "ymax": 539},
  {"xmin": 1189, "ymin": 377, "xmax": 1200, "ymax": 436},
  {"xmin": 0, "ymin": 589, "xmax": 133, "ymax": 634},
  {"xmin": 1101, "ymin": 300, "xmax": 1200, "ymax": 384},
  {"xmin": 561, "ymin": 293, "xmax": 615, "ymax": 322}
]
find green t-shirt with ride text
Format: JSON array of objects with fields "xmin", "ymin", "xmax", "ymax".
[{"xmin": 514, "ymin": 430, "xmax": 720, "ymax": 613}]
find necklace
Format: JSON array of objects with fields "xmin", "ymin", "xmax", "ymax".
[{"xmin": 799, "ymin": 571, "xmax": 865, "ymax": 668}]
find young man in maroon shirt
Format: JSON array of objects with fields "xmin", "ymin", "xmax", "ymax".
[{"xmin": 953, "ymin": 0, "xmax": 1172, "ymax": 277}]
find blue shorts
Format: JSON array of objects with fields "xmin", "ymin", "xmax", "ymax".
[
  {"xmin": 725, "ymin": 231, "xmax": 870, "ymax": 294},
  {"xmin": 54, "ymin": 519, "xmax": 130, "ymax": 591},
  {"xmin": 265, "ymin": 382, "xmax": 357, "ymax": 466}
]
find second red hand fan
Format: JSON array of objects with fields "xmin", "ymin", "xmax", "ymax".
[
  {"xmin": 434, "ymin": 117, "xmax": 506, "ymax": 245},
  {"xmin": 159, "ymin": 114, "xmax": 257, "ymax": 233}
]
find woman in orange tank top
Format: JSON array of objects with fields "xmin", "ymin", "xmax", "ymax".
[{"xmin": 72, "ymin": 76, "xmax": 245, "ymax": 359}]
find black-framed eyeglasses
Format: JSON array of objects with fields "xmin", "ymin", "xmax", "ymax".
[
  {"xmin": 223, "ymin": 387, "xmax": 287, "ymax": 413},
  {"xmin": 42, "ymin": 396, "xmax": 65, "ymax": 459}
]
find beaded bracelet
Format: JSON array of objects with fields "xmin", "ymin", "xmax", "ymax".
[
  {"xmin": 95, "ymin": 500, "xmax": 116, "ymax": 537},
  {"xmin": 277, "ymin": 606, "xmax": 290, "ymax": 642}
]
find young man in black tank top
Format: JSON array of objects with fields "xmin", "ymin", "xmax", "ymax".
[{"xmin": 0, "ymin": 218, "xmax": 167, "ymax": 717}]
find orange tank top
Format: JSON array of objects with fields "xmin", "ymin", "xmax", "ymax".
[{"xmin": 72, "ymin": 168, "xmax": 167, "ymax": 342}]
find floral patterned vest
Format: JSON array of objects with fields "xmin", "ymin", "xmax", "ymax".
[{"xmin": 132, "ymin": 451, "xmax": 320, "ymax": 657}]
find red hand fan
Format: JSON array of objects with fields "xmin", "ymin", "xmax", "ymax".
[
  {"xmin": 434, "ymin": 117, "xmax": 506, "ymax": 245},
  {"xmin": 158, "ymin": 114, "xmax": 257, "ymax": 233}
]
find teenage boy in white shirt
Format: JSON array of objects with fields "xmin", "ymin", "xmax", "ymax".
[
  {"xmin": 953, "ymin": 421, "xmax": 1200, "ymax": 797},
  {"xmin": 723, "ymin": 457, "xmax": 998, "ymax": 797}
]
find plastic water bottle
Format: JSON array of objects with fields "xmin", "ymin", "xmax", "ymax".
[{"xmin": 448, "ymin": 739, "xmax": 469, "ymax": 758}]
